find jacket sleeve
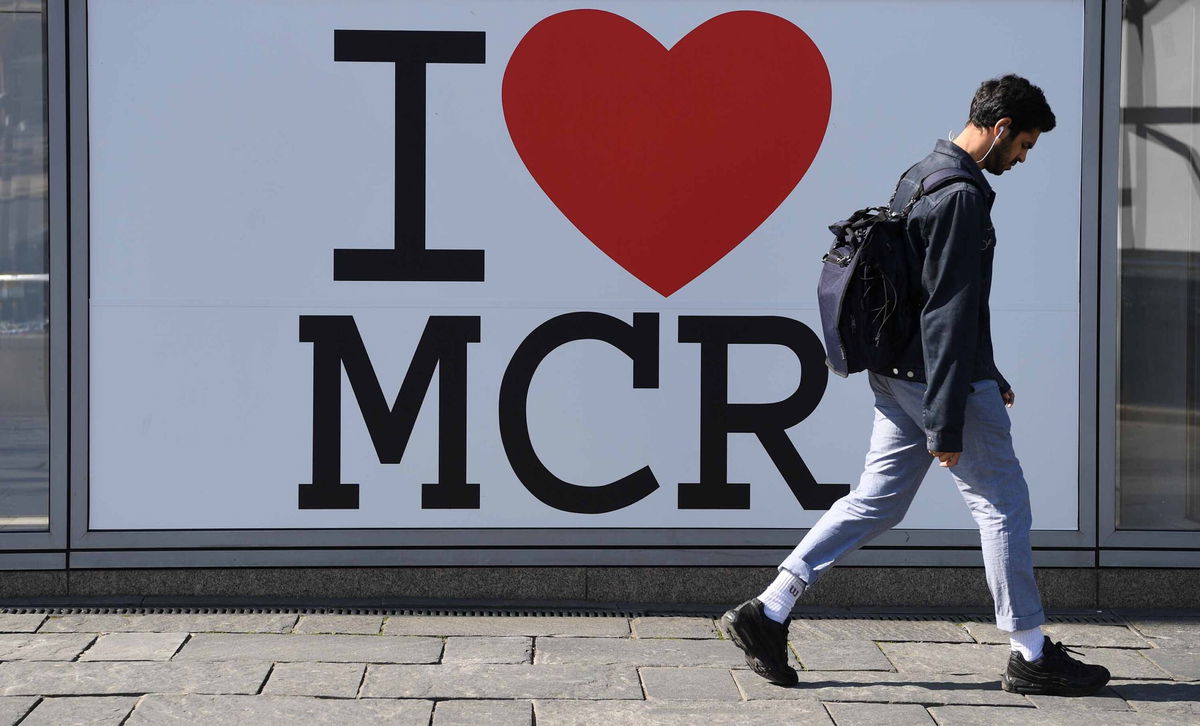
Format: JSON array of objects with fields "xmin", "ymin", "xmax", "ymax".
[
  {"xmin": 994, "ymin": 367, "xmax": 1011, "ymax": 395},
  {"xmin": 918, "ymin": 189, "xmax": 987, "ymax": 453}
]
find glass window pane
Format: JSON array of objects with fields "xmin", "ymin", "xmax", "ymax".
[
  {"xmin": 1117, "ymin": 0, "xmax": 1200, "ymax": 530},
  {"xmin": 0, "ymin": 1, "xmax": 49, "ymax": 531}
]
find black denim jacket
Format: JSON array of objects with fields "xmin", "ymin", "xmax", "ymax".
[{"xmin": 872, "ymin": 139, "xmax": 1010, "ymax": 453}]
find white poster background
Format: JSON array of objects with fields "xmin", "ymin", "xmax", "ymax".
[{"xmin": 88, "ymin": 0, "xmax": 1083, "ymax": 530}]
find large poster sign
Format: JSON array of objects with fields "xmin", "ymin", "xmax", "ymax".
[{"xmin": 87, "ymin": 1, "xmax": 1083, "ymax": 531}]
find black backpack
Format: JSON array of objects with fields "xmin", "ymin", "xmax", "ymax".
[{"xmin": 817, "ymin": 167, "xmax": 978, "ymax": 377}]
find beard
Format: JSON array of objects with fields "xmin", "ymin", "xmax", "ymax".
[{"xmin": 984, "ymin": 136, "xmax": 1018, "ymax": 175}]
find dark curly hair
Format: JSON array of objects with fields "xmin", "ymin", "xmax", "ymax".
[{"xmin": 968, "ymin": 75, "xmax": 1056, "ymax": 134}]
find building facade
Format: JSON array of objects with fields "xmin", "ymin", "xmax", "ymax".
[{"xmin": 0, "ymin": 0, "xmax": 1196, "ymax": 606}]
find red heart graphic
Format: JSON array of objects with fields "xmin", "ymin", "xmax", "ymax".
[{"xmin": 502, "ymin": 10, "xmax": 831, "ymax": 297}]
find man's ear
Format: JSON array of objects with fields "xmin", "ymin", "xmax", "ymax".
[{"xmin": 994, "ymin": 117, "xmax": 1014, "ymax": 136}]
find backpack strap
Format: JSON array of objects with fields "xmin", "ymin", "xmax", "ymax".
[
  {"xmin": 898, "ymin": 167, "xmax": 979, "ymax": 216},
  {"xmin": 920, "ymin": 167, "xmax": 979, "ymax": 195},
  {"xmin": 886, "ymin": 162, "xmax": 920, "ymax": 208}
]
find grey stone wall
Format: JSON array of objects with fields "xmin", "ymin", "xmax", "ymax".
[{"xmin": 0, "ymin": 567, "xmax": 1198, "ymax": 609}]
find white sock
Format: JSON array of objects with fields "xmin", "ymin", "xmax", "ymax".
[
  {"xmin": 1010, "ymin": 626, "xmax": 1045, "ymax": 662},
  {"xmin": 758, "ymin": 569, "xmax": 807, "ymax": 623}
]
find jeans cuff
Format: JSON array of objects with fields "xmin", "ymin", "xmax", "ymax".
[
  {"xmin": 995, "ymin": 609, "xmax": 1046, "ymax": 633},
  {"xmin": 778, "ymin": 561, "xmax": 815, "ymax": 587}
]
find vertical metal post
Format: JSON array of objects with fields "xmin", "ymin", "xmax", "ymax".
[
  {"xmin": 1096, "ymin": 0, "xmax": 1124, "ymax": 546},
  {"xmin": 67, "ymin": 0, "xmax": 89, "ymax": 555}
]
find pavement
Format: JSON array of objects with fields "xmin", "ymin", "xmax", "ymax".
[{"xmin": 0, "ymin": 609, "xmax": 1196, "ymax": 725}]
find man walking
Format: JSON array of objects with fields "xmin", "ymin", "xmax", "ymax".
[{"xmin": 721, "ymin": 75, "xmax": 1110, "ymax": 697}]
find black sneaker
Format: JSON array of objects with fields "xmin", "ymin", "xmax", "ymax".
[
  {"xmin": 719, "ymin": 598, "xmax": 798, "ymax": 686},
  {"xmin": 1001, "ymin": 637, "xmax": 1111, "ymax": 696}
]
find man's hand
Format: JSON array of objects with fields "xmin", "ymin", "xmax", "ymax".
[
  {"xmin": 929, "ymin": 450, "xmax": 960, "ymax": 468},
  {"xmin": 1002, "ymin": 388, "xmax": 1016, "ymax": 408}
]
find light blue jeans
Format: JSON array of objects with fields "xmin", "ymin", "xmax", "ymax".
[{"xmin": 780, "ymin": 372, "xmax": 1045, "ymax": 632}]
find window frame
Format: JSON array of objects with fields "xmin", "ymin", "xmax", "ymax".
[
  {"xmin": 0, "ymin": 0, "xmax": 68, "ymax": 567},
  {"xmin": 1098, "ymin": 0, "xmax": 1200, "ymax": 562}
]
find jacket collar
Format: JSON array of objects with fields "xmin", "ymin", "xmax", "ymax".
[{"xmin": 933, "ymin": 138, "xmax": 994, "ymax": 199}]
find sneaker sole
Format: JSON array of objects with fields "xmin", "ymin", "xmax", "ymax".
[
  {"xmin": 719, "ymin": 610, "xmax": 798, "ymax": 687},
  {"xmin": 1001, "ymin": 671, "xmax": 1108, "ymax": 697}
]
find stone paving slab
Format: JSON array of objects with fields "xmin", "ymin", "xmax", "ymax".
[
  {"xmin": 0, "ymin": 633, "xmax": 95, "ymax": 660},
  {"xmin": 172, "ymin": 633, "xmax": 442, "ymax": 663},
  {"xmin": 822, "ymin": 701, "xmax": 935, "ymax": 726},
  {"xmin": 928, "ymin": 705, "xmax": 1192, "ymax": 725},
  {"xmin": 789, "ymin": 619, "xmax": 972, "ymax": 643},
  {"xmin": 0, "ymin": 614, "xmax": 46, "ymax": 633},
  {"xmin": 433, "ymin": 700, "xmax": 533, "ymax": 726},
  {"xmin": 293, "ymin": 615, "xmax": 383, "ymax": 635},
  {"xmin": 965, "ymin": 622, "xmax": 1151, "ymax": 648},
  {"xmin": 20, "ymin": 696, "xmax": 138, "ymax": 726},
  {"xmin": 1073, "ymin": 647, "xmax": 1173, "ymax": 680},
  {"xmin": 1026, "ymin": 691, "xmax": 1132, "ymax": 711},
  {"xmin": 533, "ymin": 699, "xmax": 835, "ymax": 726},
  {"xmin": 631, "ymin": 617, "xmax": 718, "ymax": 639},
  {"xmin": 361, "ymin": 664, "xmax": 644, "ymax": 700},
  {"xmin": 960, "ymin": 622, "xmax": 1011, "ymax": 644},
  {"xmin": 0, "ymin": 698, "xmax": 37, "ymax": 726},
  {"xmin": 733, "ymin": 671, "xmax": 1030, "ymax": 706},
  {"xmin": 1140, "ymin": 649, "xmax": 1200, "ymax": 681},
  {"xmin": 1109, "ymin": 680, "xmax": 1200, "ymax": 715},
  {"xmin": 1041, "ymin": 623, "xmax": 1152, "ymax": 648},
  {"xmin": 38, "ymin": 613, "xmax": 298, "ymax": 634},
  {"xmin": 123, "ymin": 694, "xmax": 433, "ymax": 726},
  {"xmin": 0, "ymin": 661, "xmax": 271, "ymax": 696},
  {"xmin": 443, "ymin": 636, "xmax": 532, "ymax": 664},
  {"xmin": 80, "ymin": 632, "xmax": 187, "ymax": 661},
  {"xmin": 793, "ymin": 640, "xmax": 894, "ymax": 671},
  {"xmin": 878, "ymin": 642, "xmax": 1009, "ymax": 675},
  {"xmin": 534, "ymin": 636, "xmax": 743, "ymax": 667},
  {"xmin": 382, "ymin": 616, "xmax": 630, "ymax": 637},
  {"xmin": 261, "ymin": 662, "xmax": 366, "ymax": 698},
  {"xmin": 638, "ymin": 667, "xmax": 741, "ymax": 700},
  {"xmin": 1126, "ymin": 619, "xmax": 1200, "ymax": 649}
]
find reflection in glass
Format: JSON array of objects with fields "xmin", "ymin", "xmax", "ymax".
[
  {"xmin": 0, "ymin": 2, "xmax": 49, "ymax": 531},
  {"xmin": 1117, "ymin": 0, "xmax": 1200, "ymax": 530}
]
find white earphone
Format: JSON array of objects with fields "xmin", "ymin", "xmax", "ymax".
[{"xmin": 975, "ymin": 125, "xmax": 1008, "ymax": 164}]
